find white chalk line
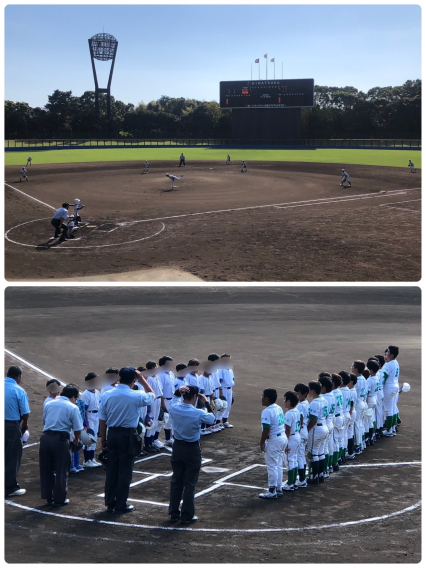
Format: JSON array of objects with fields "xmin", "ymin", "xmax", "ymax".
[
  {"xmin": 5, "ymin": 499, "xmax": 421, "ymax": 534},
  {"xmin": 274, "ymin": 192, "xmax": 409, "ymax": 210},
  {"xmin": 5, "ymin": 348, "xmax": 68, "ymax": 386},
  {"xmin": 5, "ymin": 218, "xmax": 166, "ymax": 250},
  {"xmin": 23, "ymin": 442, "xmax": 40, "ymax": 449},
  {"xmin": 379, "ymin": 206, "xmax": 421, "ymax": 214},
  {"xmin": 341, "ymin": 461, "xmax": 421, "ymax": 469},
  {"xmin": 4, "ymin": 182, "xmax": 56, "ymax": 210}
]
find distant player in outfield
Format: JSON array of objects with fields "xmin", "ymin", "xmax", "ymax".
[
  {"xmin": 179, "ymin": 153, "xmax": 185, "ymax": 167},
  {"xmin": 26, "ymin": 156, "xmax": 32, "ymax": 166},
  {"xmin": 226, "ymin": 154, "xmax": 232, "ymax": 165},
  {"xmin": 408, "ymin": 160, "xmax": 417, "ymax": 173},
  {"xmin": 340, "ymin": 169, "xmax": 351, "ymax": 187},
  {"xmin": 241, "ymin": 161, "xmax": 247, "ymax": 173},
  {"xmin": 166, "ymin": 173, "xmax": 183, "ymax": 190},
  {"xmin": 143, "ymin": 161, "xmax": 149, "ymax": 174},
  {"xmin": 19, "ymin": 167, "xmax": 28, "ymax": 182}
]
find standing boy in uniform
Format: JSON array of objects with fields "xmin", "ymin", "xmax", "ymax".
[
  {"xmin": 80, "ymin": 372, "xmax": 102, "ymax": 468},
  {"xmin": 19, "ymin": 167, "xmax": 29, "ymax": 181},
  {"xmin": 318, "ymin": 375, "xmax": 335, "ymax": 477},
  {"xmin": 340, "ymin": 169, "xmax": 351, "ymax": 187},
  {"xmin": 259, "ymin": 389, "xmax": 286, "ymax": 499},
  {"xmin": 352, "ymin": 360, "xmax": 367, "ymax": 453},
  {"xmin": 306, "ymin": 381, "xmax": 329, "ymax": 484},
  {"xmin": 294, "ymin": 383, "xmax": 310, "ymax": 487},
  {"xmin": 179, "ymin": 153, "xmax": 185, "ymax": 167},
  {"xmin": 143, "ymin": 160, "xmax": 149, "ymax": 174},
  {"xmin": 382, "ymin": 345, "xmax": 400, "ymax": 436},
  {"xmin": 218, "ymin": 353, "xmax": 235, "ymax": 428},
  {"xmin": 282, "ymin": 391, "xmax": 301, "ymax": 491},
  {"xmin": 157, "ymin": 356, "xmax": 175, "ymax": 447}
]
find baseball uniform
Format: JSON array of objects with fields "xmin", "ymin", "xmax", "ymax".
[{"xmin": 260, "ymin": 403, "xmax": 286, "ymax": 496}]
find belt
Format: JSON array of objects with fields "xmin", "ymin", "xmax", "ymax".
[
  {"xmin": 335, "ymin": 413, "xmax": 341, "ymax": 417},
  {"xmin": 224, "ymin": 387, "xmax": 232, "ymax": 389},
  {"xmin": 5, "ymin": 420, "xmax": 20, "ymax": 424},
  {"xmin": 174, "ymin": 438, "xmax": 200, "ymax": 447},
  {"xmin": 88, "ymin": 410, "xmax": 98, "ymax": 413},
  {"xmin": 165, "ymin": 398, "xmax": 172, "ymax": 400},
  {"xmin": 317, "ymin": 423, "xmax": 323, "ymax": 426},
  {"xmin": 44, "ymin": 430, "xmax": 70, "ymax": 438},
  {"xmin": 109, "ymin": 426, "xmax": 135, "ymax": 433}
]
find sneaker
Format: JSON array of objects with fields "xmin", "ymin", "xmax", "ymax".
[
  {"xmin": 328, "ymin": 466, "xmax": 333, "ymax": 473},
  {"xmin": 53, "ymin": 499, "xmax": 70, "ymax": 507},
  {"xmin": 332, "ymin": 464, "xmax": 339, "ymax": 472},
  {"xmin": 200, "ymin": 430, "xmax": 212, "ymax": 436},
  {"xmin": 276, "ymin": 488, "xmax": 283, "ymax": 496},
  {"xmin": 323, "ymin": 472, "xmax": 330, "ymax": 479},
  {"xmin": 354, "ymin": 447, "xmax": 362, "ymax": 454},
  {"xmin": 164, "ymin": 439, "xmax": 174, "ymax": 447},
  {"xmin": 222, "ymin": 423, "xmax": 233, "ymax": 428},
  {"xmin": 70, "ymin": 467, "xmax": 79, "ymax": 474},
  {"xmin": 83, "ymin": 460, "xmax": 96, "ymax": 468},
  {"xmin": 382, "ymin": 430, "xmax": 394, "ymax": 437},
  {"xmin": 152, "ymin": 440, "xmax": 164, "ymax": 449},
  {"xmin": 295, "ymin": 479, "xmax": 308, "ymax": 488},
  {"xmin": 259, "ymin": 490, "xmax": 277, "ymax": 499},
  {"xmin": 90, "ymin": 459, "xmax": 102, "ymax": 467},
  {"xmin": 7, "ymin": 488, "xmax": 26, "ymax": 497},
  {"xmin": 180, "ymin": 516, "xmax": 198, "ymax": 524},
  {"xmin": 346, "ymin": 453, "xmax": 356, "ymax": 460},
  {"xmin": 76, "ymin": 465, "xmax": 84, "ymax": 471},
  {"xmin": 217, "ymin": 423, "xmax": 225, "ymax": 430},
  {"xmin": 282, "ymin": 483, "xmax": 294, "ymax": 491}
]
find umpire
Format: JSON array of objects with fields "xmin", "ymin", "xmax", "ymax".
[
  {"xmin": 39, "ymin": 383, "xmax": 83, "ymax": 506},
  {"xmin": 5, "ymin": 365, "xmax": 30, "ymax": 497},
  {"xmin": 168, "ymin": 385, "xmax": 215, "ymax": 524},
  {"xmin": 99, "ymin": 367, "xmax": 155, "ymax": 514}
]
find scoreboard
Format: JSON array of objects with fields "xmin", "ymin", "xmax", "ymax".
[{"xmin": 219, "ymin": 79, "xmax": 314, "ymax": 109}]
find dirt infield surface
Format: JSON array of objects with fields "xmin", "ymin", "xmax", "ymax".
[
  {"xmin": 5, "ymin": 160, "xmax": 421, "ymax": 282},
  {"xmin": 4, "ymin": 287, "xmax": 421, "ymax": 563}
]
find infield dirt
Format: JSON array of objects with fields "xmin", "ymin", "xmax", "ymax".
[
  {"xmin": 4, "ymin": 287, "xmax": 421, "ymax": 563},
  {"xmin": 4, "ymin": 160, "xmax": 421, "ymax": 282}
]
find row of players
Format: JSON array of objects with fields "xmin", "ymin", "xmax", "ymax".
[
  {"xmin": 42, "ymin": 354, "xmax": 235, "ymax": 472},
  {"xmin": 258, "ymin": 346, "xmax": 406, "ymax": 498}
]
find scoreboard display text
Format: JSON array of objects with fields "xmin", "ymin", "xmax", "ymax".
[{"xmin": 219, "ymin": 79, "xmax": 314, "ymax": 109}]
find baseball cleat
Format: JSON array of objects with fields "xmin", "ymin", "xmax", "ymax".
[
  {"xmin": 69, "ymin": 467, "xmax": 79, "ymax": 474},
  {"xmin": 276, "ymin": 488, "xmax": 283, "ymax": 496},
  {"xmin": 294, "ymin": 479, "xmax": 308, "ymax": 488},
  {"xmin": 346, "ymin": 453, "xmax": 356, "ymax": 460},
  {"xmin": 164, "ymin": 439, "xmax": 174, "ymax": 447},
  {"xmin": 7, "ymin": 488, "xmax": 26, "ymax": 497},
  {"xmin": 90, "ymin": 459, "xmax": 102, "ymax": 467},
  {"xmin": 259, "ymin": 490, "xmax": 277, "ymax": 499},
  {"xmin": 83, "ymin": 460, "xmax": 96, "ymax": 468},
  {"xmin": 217, "ymin": 423, "xmax": 225, "ymax": 430},
  {"xmin": 152, "ymin": 440, "xmax": 164, "ymax": 449},
  {"xmin": 200, "ymin": 429, "xmax": 212, "ymax": 435},
  {"xmin": 222, "ymin": 423, "xmax": 233, "ymax": 428},
  {"xmin": 282, "ymin": 483, "xmax": 295, "ymax": 491}
]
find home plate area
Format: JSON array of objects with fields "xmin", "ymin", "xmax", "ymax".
[{"xmin": 87, "ymin": 451, "xmax": 420, "ymax": 531}]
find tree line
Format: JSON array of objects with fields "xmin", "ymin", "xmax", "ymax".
[{"xmin": 5, "ymin": 80, "xmax": 420, "ymax": 140}]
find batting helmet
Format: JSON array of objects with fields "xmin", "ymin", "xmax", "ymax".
[
  {"xmin": 74, "ymin": 198, "xmax": 80, "ymax": 204},
  {"xmin": 400, "ymin": 382, "xmax": 411, "ymax": 393},
  {"xmin": 80, "ymin": 429, "xmax": 97, "ymax": 447},
  {"xmin": 214, "ymin": 398, "xmax": 224, "ymax": 412}
]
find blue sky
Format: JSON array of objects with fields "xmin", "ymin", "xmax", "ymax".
[{"xmin": 4, "ymin": 4, "xmax": 421, "ymax": 108}]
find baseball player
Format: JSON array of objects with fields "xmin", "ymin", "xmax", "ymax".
[
  {"xmin": 306, "ymin": 381, "xmax": 329, "ymax": 484},
  {"xmin": 352, "ymin": 360, "xmax": 367, "ymax": 453},
  {"xmin": 73, "ymin": 199, "xmax": 85, "ymax": 225},
  {"xmin": 259, "ymin": 388, "xmax": 286, "ymax": 499},
  {"xmin": 179, "ymin": 153, "xmax": 185, "ymax": 167},
  {"xmin": 241, "ymin": 161, "xmax": 247, "ymax": 173},
  {"xmin": 157, "ymin": 356, "xmax": 175, "ymax": 447},
  {"xmin": 198, "ymin": 369, "xmax": 215, "ymax": 436},
  {"xmin": 408, "ymin": 160, "xmax": 417, "ymax": 173},
  {"xmin": 44, "ymin": 379, "xmax": 62, "ymax": 408},
  {"xmin": 340, "ymin": 169, "xmax": 351, "ymax": 187},
  {"xmin": 331, "ymin": 374, "xmax": 345, "ymax": 466},
  {"xmin": 184, "ymin": 359, "xmax": 201, "ymax": 388},
  {"xmin": 101, "ymin": 368, "xmax": 119, "ymax": 396},
  {"xmin": 338, "ymin": 371, "xmax": 353, "ymax": 461},
  {"xmin": 207, "ymin": 353, "xmax": 223, "ymax": 432},
  {"xmin": 145, "ymin": 361, "xmax": 167, "ymax": 450},
  {"xmin": 382, "ymin": 345, "xmax": 400, "ymax": 436},
  {"xmin": 226, "ymin": 154, "xmax": 232, "ymax": 165},
  {"xmin": 26, "ymin": 156, "xmax": 32, "ymax": 166},
  {"xmin": 134, "ymin": 366, "xmax": 149, "ymax": 456},
  {"xmin": 294, "ymin": 383, "xmax": 310, "ymax": 487},
  {"xmin": 374, "ymin": 354, "xmax": 386, "ymax": 436},
  {"xmin": 346, "ymin": 374, "xmax": 358, "ymax": 459},
  {"xmin": 365, "ymin": 359, "xmax": 379, "ymax": 445},
  {"xmin": 20, "ymin": 167, "xmax": 28, "ymax": 182},
  {"xmin": 143, "ymin": 160, "xmax": 149, "ymax": 174},
  {"xmin": 282, "ymin": 391, "xmax": 301, "ymax": 491},
  {"xmin": 318, "ymin": 375, "xmax": 335, "ymax": 477},
  {"xmin": 165, "ymin": 173, "xmax": 183, "ymax": 190},
  {"xmin": 218, "ymin": 354, "xmax": 235, "ymax": 428},
  {"xmin": 80, "ymin": 372, "xmax": 102, "ymax": 468},
  {"xmin": 174, "ymin": 363, "xmax": 187, "ymax": 391}
]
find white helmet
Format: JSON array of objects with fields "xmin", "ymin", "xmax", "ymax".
[
  {"xmin": 401, "ymin": 382, "xmax": 411, "ymax": 393},
  {"xmin": 157, "ymin": 412, "xmax": 170, "ymax": 426},
  {"xmin": 81, "ymin": 429, "xmax": 97, "ymax": 446},
  {"xmin": 74, "ymin": 198, "xmax": 80, "ymax": 204},
  {"xmin": 214, "ymin": 398, "xmax": 224, "ymax": 412},
  {"xmin": 21, "ymin": 430, "xmax": 30, "ymax": 443},
  {"xmin": 221, "ymin": 399, "xmax": 228, "ymax": 410}
]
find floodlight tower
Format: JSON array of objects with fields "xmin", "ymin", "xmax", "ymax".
[{"xmin": 88, "ymin": 33, "xmax": 118, "ymax": 121}]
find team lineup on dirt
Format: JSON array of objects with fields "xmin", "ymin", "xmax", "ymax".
[
  {"xmin": 5, "ymin": 344, "xmax": 408, "ymax": 519},
  {"xmin": 14, "ymin": 153, "xmax": 419, "ymax": 245}
]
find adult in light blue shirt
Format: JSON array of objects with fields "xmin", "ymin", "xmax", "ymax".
[
  {"xmin": 5, "ymin": 365, "xmax": 30, "ymax": 497},
  {"xmin": 168, "ymin": 385, "xmax": 215, "ymax": 524},
  {"xmin": 99, "ymin": 367, "xmax": 156, "ymax": 514}
]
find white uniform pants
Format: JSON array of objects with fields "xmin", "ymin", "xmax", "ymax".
[
  {"xmin": 286, "ymin": 434, "xmax": 301, "ymax": 472},
  {"xmin": 347, "ymin": 409, "xmax": 356, "ymax": 440},
  {"xmin": 213, "ymin": 388, "xmax": 224, "ymax": 421},
  {"xmin": 394, "ymin": 388, "xmax": 400, "ymax": 417},
  {"xmin": 325, "ymin": 421, "xmax": 334, "ymax": 455},
  {"xmin": 376, "ymin": 390, "xmax": 384, "ymax": 429},
  {"xmin": 367, "ymin": 397, "xmax": 377, "ymax": 429},
  {"xmin": 264, "ymin": 434, "xmax": 287, "ymax": 489},
  {"xmin": 221, "ymin": 387, "xmax": 233, "ymax": 419},
  {"xmin": 383, "ymin": 386, "xmax": 398, "ymax": 418},
  {"xmin": 333, "ymin": 414, "xmax": 344, "ymax": 452},
  {"xmin": 147, "ymin": 398, "xmax": 161, "ymax": 437},
  {"xmin": 163, "ymin": 398, "xmax": 173, "ymax": 431},
  {"xmin": 354, "ymin": 403, "xmax": 365, "ymax": 446},
  {"xmin": 297, "ymin": 429, "xmax": 308, "ymax": 469},
  {"xmin": 84, "ymin": 412, "xmax": 99, "ymax": 451},
  {"xmin": 343, "ymin": 412, "xmax": 351, "ymax": 449},
  {"xmin": 307, "ymin": 424, "xmax": 328, "ymax": 460}
]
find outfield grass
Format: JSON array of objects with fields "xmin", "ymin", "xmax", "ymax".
[{"xmin": 4, "ymin": 147, "xmax": 421, "ymax": 168}]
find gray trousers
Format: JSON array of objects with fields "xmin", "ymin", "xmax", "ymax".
[
  {"xmin": 5, "ymin": 421, "xmax": 23, "ymax": 495},
  {"xmin": 39, "ymin": 430, "xmax": 71, "ymax": 503},
  {"xmin": 169, "ymin": 439, "xmax": 201, "ymax": 522}
]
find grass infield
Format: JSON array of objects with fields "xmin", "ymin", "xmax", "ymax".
[{"xmin": 4, "ymin": 147, "xmax": 421, "ymax": 167}]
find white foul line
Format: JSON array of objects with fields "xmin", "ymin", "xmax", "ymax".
[
  {"xmin": 4, "ymin": 182, "xmax": 56, "ymax": 210},
  {"xmin": 5, "ymin": 499, "xmax": 421, "ymax": 534},
  {"xmin": 4, "ymin": 348, "xmax": 67, "ymax": 386}
]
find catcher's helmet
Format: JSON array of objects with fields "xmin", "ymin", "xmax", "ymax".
[
  {"xmin": 81, "ymin": 428, "xmax": 97, "ymax": 446},
  {"xmin": 401, "ymin": 382, "xmax": 411, "ymax": 393},
  {"xmin": 136, "ymin": 419, "xmax": 146, "ymax": 437},
  {"xmin": 98, "ymin": 450, "xmax": 108, "ymax": 466}
]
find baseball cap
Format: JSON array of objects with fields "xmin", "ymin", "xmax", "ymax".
[{"xmin": 119, "ymin": 366, "xmax": 136, "ymax": 382}]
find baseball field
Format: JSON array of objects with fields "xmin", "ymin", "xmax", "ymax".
[
  {"xmin": 4, "ymin": 287, "xmax": 421, "ymax": 563},
  {"xmin": 4, "ymin": 148, "xmax": 421, "ymax": 282}
]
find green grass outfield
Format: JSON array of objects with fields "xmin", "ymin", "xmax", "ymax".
[{"xmin": 4, "ymin": 147, "xmax": 421, "ymax": 168}]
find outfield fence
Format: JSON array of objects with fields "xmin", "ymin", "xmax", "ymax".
[{"xmin": 5, "ymin": 138, "xmax": 421, "ymax": 150}]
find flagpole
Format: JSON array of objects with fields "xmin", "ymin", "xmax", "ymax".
[
  {"xmin": 251, "ymin": 63, "xmax": 252, "ymax": 81},
  {"xmin": 282, "ymin": 62, "xmax": 283, "ymax": 79}
]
